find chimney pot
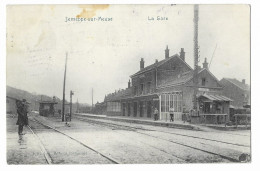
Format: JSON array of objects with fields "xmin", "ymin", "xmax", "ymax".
[
  {"xmin": 180, "ymin": 48, "xmax": 185, "ymax": 61},
  {"xmin": 128, "ymin": 79, "xmax": 131, "ymax": 88},
  {"xmin": 203, "ymin": 58, "xmax": 209, "ymax": 70},
  {"xmin": 165, "ymin": 45, "xmax": 169, "ymax": 59},
  {"xmin": 140, "ymin": 58, "xmax": 144, "ymax": 70}
]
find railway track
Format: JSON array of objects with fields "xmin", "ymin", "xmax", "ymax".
[
  {"xmin": 27, "ymin": 118, "xmax": 120, "ymax": 164},
  {"xmin": 74, "ymin": 115, "xmax": 248, "ymax": 163},
  {"xmin": 27, "ymin": 124, "xmax": 52, "ymax": 164},
  {"xmin": 74, "ymin": 115, "xmax": 250, "ymax": 147}
]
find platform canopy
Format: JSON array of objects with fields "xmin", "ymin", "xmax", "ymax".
[{"xmin": 198, "ymin": 94, "xmax": 233, "ymax": 102}]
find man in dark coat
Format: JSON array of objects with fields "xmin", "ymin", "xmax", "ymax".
[
  {"xmin": 153, "ymin": 108, "xmax": 159, "ymax": 121},
  {"xmin": 16, "ymin": 99, "xmax": 29, "ymax": 135}
]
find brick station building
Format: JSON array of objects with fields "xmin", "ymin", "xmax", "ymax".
[
  {"xmin": 104, "ymin": 46, "xmax": 232, "ymax": 123},
  {"xmin": 219, "ymin": 78, "xmax": 250, "ymax": 109}
]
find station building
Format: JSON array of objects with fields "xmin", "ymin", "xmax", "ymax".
[
  {"xmin": 104, "ymin": 46, "xmax": 232, "ymax": 123},
  {"xmin": 219, "ymin": 78, "xmax": 250, "ymax": 109}
]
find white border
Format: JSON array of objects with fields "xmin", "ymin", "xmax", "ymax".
[{"xmin": 1, "ymin": 0, "xmax": 259, "ymax": 171}]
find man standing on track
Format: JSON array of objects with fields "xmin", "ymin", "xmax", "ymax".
[{"xmin": 16, "ymin": 99, "xmax": 29, "ymax": 135}]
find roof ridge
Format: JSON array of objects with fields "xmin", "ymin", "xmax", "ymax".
[
  {"xmin": 224, "ymin": 78, "xmax": 249, "ymax": 90},
  {"xmin": 131, "ymin": 54, "xmax": 186, "ymax": 77}
]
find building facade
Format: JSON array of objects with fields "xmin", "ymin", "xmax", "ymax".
[
  {"xmin": 104, "ymin": 47, "xmax": 232, "ymax": 123},
  {"xmin": 220, "ymin": 78, "xmax": 250, "ymax": 108}
]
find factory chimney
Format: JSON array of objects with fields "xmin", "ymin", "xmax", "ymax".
[{"xmin": 193, "ymin": 4, "xmax": 199, "ymax": 114}]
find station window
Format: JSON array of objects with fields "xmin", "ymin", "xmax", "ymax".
[
  {"xmin": 147, "ymin": 82, "xmax": 152, "ymax": 93},
  {"xmin": 161, "ymin": 93, "xmax": 182, "ymax": 112},
  {"xmin": 134, "ymin": 86, "xmax": 137, "ymax": 95},
  {"xmin": 140, "ymin": 84, "xmax": 144, "ymax": 95},
  {"xmin": 202, "ymin": 78, "xmax": 206, "ymax": 86}
]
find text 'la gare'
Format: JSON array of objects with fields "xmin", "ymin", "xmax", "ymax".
[{"xmin": 148, "ymin": 16, "xmax": 168, "ymax": 21}]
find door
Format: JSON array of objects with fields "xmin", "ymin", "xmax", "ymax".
[
  {"xmin": 204, "ymin": 102, "xmax": 210, "ymax": 114},
  {"xmin": 160, "ymin": 93, "xmax": 182, "ymax": 121},
  {"xmin": 127, "ymin": 103, "xmax": 131, "ymax": 116},
  {"xmin": 134, "ymin": 102, "xmax": 137, "ymax": 117},
  {"xmin": 140, "ymin": 101, "xmax": 143, "ymax": 117},
  {"xmin": 122, "ymin": 103, "xmax": 125, "ymax": 116},
  {"xmin": 147, "ymin": 101, "xmax": 152, "ymax": 118}
]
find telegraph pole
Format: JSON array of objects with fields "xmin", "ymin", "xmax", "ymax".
[
  {"xmin": 91, "ymin": 88, "xmax": 93, "ymax": 111},
  {"xmin": 193, "ymin": 4, "xmax": 199, "ymax": 115},
  {"xmin": 62, "ymin": 52, "xmax": 68, "ymax": 122},
  {"xmin": 76, "ymin": 98, "xmax": 79, "ymax": 113},
  {"xmin": 70, "ymin": 90, "xmax": 74, "ymax": 121}
]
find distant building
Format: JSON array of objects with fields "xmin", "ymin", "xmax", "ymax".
[
  {"xmin": 39, "ymin": 101, "xmax": 58, "ymax": 117},
  {"xmin": 6, "ymin": 96, "xmax": 17, "ymax": 115},
  {"xmin": 220, "ymin": 78, "xmax": 250, "ymax": 108},
  {"xmin": 92, "ymin": 102, "xmax": 106, "ymax": 115},
  {"xmin": 104, "ymin": 46, "xmax": 232, "ymax": 123}
]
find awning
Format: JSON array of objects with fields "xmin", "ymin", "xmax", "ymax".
[
  {"xmin": 198, "ymin": 94, "xmax": 233, "ymax": 102},
  {"xmin": 229, "ymin": 105, "xmax": 235, "ymax": 108}
]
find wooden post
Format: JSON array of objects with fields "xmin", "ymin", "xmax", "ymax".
[
  {"xmin": 70, "ymin": 90, "xmax": 73, "ymax": 121},
  {"xmin": 225, "ymin": 115, "xmax": 227, "ymax": 127},
  {"xmin": 245, "ymin": 115, "xmax": 248, "ymax": 128},
  {"xmin": 193, "ymin": 5, "xmax": 199, "ymax": 116},
  {"xmin": 62, "ymin": 52, "xmax": 68, "ymax": 122},
  {"xmin": 235, "ymin": 115, "xmax": 238, "ymax": 128}
]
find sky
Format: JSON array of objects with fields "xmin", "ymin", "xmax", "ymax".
[{"xmin": 6, "ymin": 4, "xmax": 250, "ymax": 104}]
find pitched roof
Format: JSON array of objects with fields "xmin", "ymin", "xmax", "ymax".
[
  {"xmin": 157, "ymin": 68, "xmax": 221, "ymax": 88},
  {"xmin": 198, "ymin": 94, "xmax": 233, "ymax": 102},
  {"xmin": 131, "ymin": 54, "xmax": 181, "ymax": 77},
  {"xmin": 223, "ymin": 78, "xmax": 250, "ymax": 91},
  {"xmin": 105, "ymin": 88, "xmax": 132, "ymax": 101},
  {"xmin": 157, "ymin": 70, "xmax": 194, "ymax": 88}
]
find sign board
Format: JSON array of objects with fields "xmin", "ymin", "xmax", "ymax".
[{"xmin": 198, "ymin": 88, "xmax": 210, "ymax": 92}]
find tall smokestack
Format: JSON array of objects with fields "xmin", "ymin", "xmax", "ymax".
[{"xmin": 193, "ymin": 4, "xmax": 199, "ymax": 113}]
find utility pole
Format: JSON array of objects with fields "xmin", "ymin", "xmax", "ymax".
[
  {"xmin": 62, "ymin": 52, "xmax": 68, "ymax": 122},
  {"xmin": 193, "ymin": 4, "xmax": 199, "ymax": 115},
  {"xmin": 76, "ymin": 98, "xmax": 79, "ymax": 113},
  {"xmin": 91, "ymin": 88, "xmax": 93, "ymax": 112},
  {"xmin": 70, "ymin": 90, "xmax": 74, "ymax": 121},
  {"xmin": 209, "ymin": 44, "xmax": 217, "ymax": 69}
]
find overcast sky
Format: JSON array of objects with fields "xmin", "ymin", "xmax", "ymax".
[{"xmin": 6, "ymin": 4, "xmax": 250, "ymax": 104}]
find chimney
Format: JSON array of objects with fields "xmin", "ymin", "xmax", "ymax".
[
  {"xmin": 180, "ymin": 48, "xmax": 185, "ymax": 61},
  {"xmin": 155, "ymin": 59, "xmax": 158, "ymax": 63},
  {"xmin": 128, "ymin": 79, "xmax": 131, "ymax": 88},
  {"xmin": 242, "ymin": 79, "xmax": 245, "ymax": 84},
  {"xmin": 140, "ymin": 58, "xmax": 144, "ymax": 70},
  {"xmin": 165, "ymin": 45, "xmax": 169, "ymax": 59},
  {"xmin": 203, "ymin": 58, "xmax": 208, "ymax": 70}
]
